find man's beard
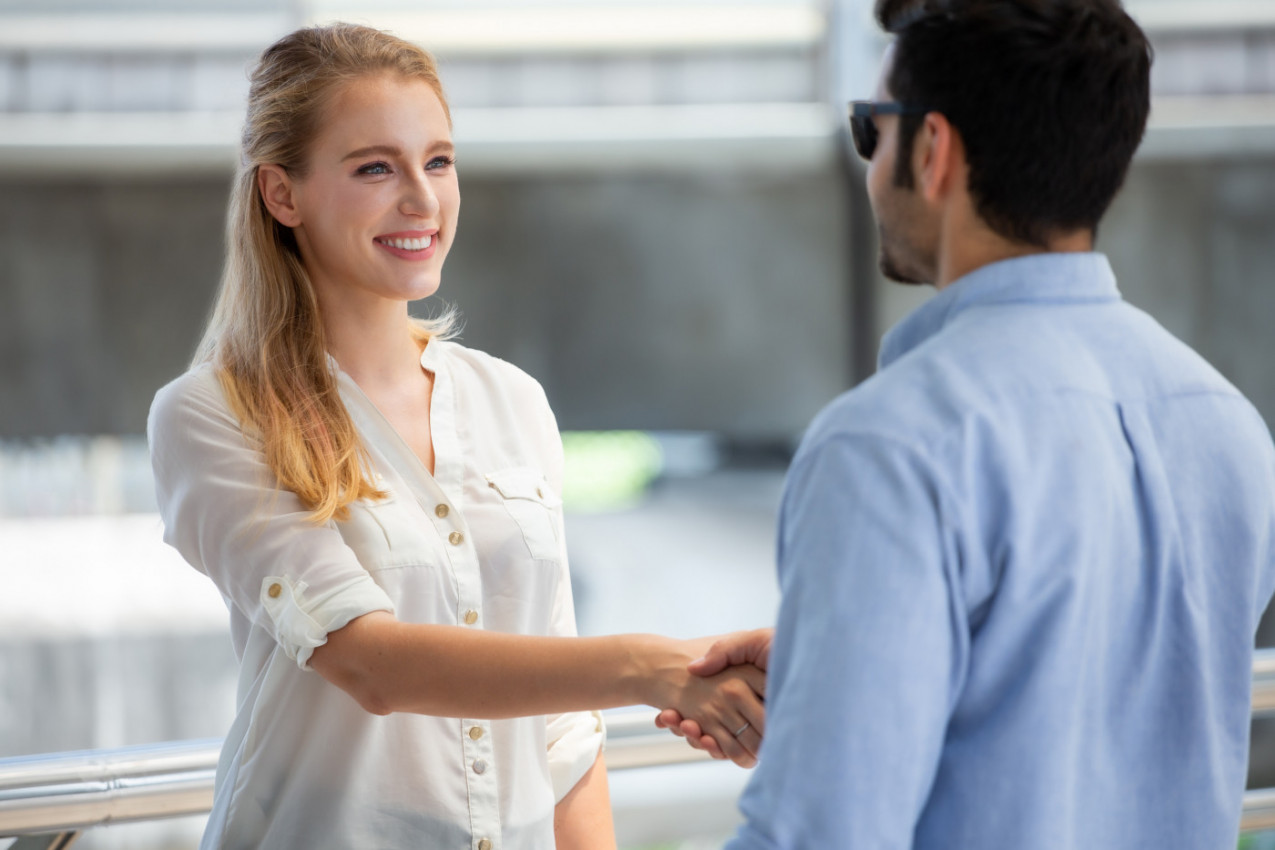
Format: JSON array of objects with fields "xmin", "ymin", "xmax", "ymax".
[{"xmin": 877, "ymin": 222, "xmax": 930, "ymax": 285}]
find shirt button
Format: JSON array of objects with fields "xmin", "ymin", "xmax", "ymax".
[
  {"xmin": 463, "ymin": 610, "xmax": 478, "ymax": 625},
  {"xmin": 478, "ymin": 840, "xmax": 492, "ymax": 850},
  {"xmin": 449, "ymin": 531, "xmax": 464, "ymax": 546},
  {"xmin": 473, "ymin": 759, "xmax": 487, "ymax": 775},
  {"xmin": 435, "ymin": 503, "xmax": 450, "ymax": 518},
  {"xmin": 267, "ymin": 583, "xmax": 282, "ymax": 599},
  {"xmin": 469, "ymin": 726, "xmax": 484, "ymax": 740}
]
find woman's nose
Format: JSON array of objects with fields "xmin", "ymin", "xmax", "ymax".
[{"xmin": 400, "ymin": 173, "xmax": 440, "ymax": 218}]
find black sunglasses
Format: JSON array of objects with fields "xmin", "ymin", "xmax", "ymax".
[{"xmin": 848, "ymin": 101, "xmax": 931, "ymax": 161}]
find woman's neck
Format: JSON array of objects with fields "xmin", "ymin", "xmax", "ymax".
[{"xmin": 321, "ymin": 297, "xmax": 425, "ymax": 393}]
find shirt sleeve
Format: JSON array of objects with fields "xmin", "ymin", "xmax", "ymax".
[
  {"xmin": 530, "ymin": 380, "xmax": 606, "ymax": 802},
  {"xmin": 147, "ymin": 369, "xmax": 395, "ymax": 669},
  {"xmin": 728, "ymin": 432, "xmax": 968, "ymax": 849}
]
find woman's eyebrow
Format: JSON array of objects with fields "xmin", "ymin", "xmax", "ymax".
[
  {"xmin": 342, "ymin": 141, "xmax": 454, "ymax": 161},
  {"xmin": 342, "ymin": 144, "xmax": 401, "ymax": 161}
]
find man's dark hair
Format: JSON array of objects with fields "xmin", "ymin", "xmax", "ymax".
[{"xmin": 876, "ymin": 0, "xmax": 1152, "ymax": 247}]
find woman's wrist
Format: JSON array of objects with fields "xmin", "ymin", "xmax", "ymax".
[{"xmin": 619, "ymin": 633, "xmax": 692, "ymax": 709}]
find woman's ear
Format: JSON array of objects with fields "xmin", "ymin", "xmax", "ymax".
[{"xmin": 257, "ymin": 164, "xmax": 302, "ymax": 228}]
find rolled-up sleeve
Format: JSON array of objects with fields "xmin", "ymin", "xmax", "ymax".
[{"xmin": 148, "ymin": 368, "xmax": 394, "ymax": 668}]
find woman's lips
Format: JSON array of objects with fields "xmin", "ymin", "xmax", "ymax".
[{"xmin": 374, "ymin": 231, "xmax": 437, "ymax": 261}]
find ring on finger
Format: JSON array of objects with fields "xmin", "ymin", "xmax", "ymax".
[{"xmin": 733, "ymin": 721, "xmax": 750, "ymax": 737}]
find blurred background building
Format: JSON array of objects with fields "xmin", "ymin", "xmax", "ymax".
[{"xmin": 1, "ymin": 0, "xmax": 1275, "ymax": 847}]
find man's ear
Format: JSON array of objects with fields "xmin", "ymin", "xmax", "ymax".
[
  {"xmin": 257, "ymin": 164, "xmax": 302, "ymax": 228},
  {"xmin": 915, "ymin": 112, "xmax": 962, "ymax": 204}
]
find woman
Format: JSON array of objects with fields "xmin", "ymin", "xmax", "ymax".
[{"xmin": 148, "ymin": 22, "xmax": 765, "ymax": 850}]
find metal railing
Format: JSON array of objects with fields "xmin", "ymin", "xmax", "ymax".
[
  {"xmin": 0, "ymin": 711, "xmax": 711, "ymax": 847},
  {"xmin": 7, "ymin": 651, "xmax": 1275, "ymax": 847}
]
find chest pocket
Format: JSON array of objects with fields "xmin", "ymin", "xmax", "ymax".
[
  {"xmin": 486, "ymin": 466, "xmax": 562, "ymax": 562},
  {"xmin": 337, "ymin": 482, "xmax": 432, "ymax": 568}
]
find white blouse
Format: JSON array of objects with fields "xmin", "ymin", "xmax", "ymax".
[{"xmin": 148, "ymin": 338, "xmax": 605, "ymax": 850}]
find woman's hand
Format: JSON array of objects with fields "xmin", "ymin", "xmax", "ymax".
[
  {"xmin": 639, "ymin": 635, "xmax": 767, "ymax": 767},
  {"xmin": 654, "ymin": 628, "xmax": 774, "ymax": 762},
  {"xmin": 667, "ymin": 661, "xmax": 766, "ymax": 766}
]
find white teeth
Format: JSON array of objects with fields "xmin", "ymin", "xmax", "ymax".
[{"xmin": 381, "ymin": 235, "xmax": 433, "ymax": 251}]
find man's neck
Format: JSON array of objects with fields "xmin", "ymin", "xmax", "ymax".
[{"xmin": 934, "ymin": 224, "xmax": 1094, "ymax": 290}]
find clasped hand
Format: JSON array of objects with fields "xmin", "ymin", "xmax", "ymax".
[{"xmin": 656, "ymin": 628, "xmax": 774, "ymax": 767}]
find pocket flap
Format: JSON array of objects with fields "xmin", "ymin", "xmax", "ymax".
[
  {"xmin": 485, "ymin": 466, "xmax": 562, "ymax": 508},
  {"xmin": 358, "ymin": 473, "xmax": 396, "ymax": 506}
]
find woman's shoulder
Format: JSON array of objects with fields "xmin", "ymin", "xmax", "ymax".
[
  {"xmin": 431, "ymin": 339, "xmax": 549, "ymax": 405},
  {"xmin": 148, "ymin": 362, "xmax": 234, "ymax": 434}
]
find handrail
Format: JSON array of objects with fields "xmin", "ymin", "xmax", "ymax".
[
  {"xmin": 0, "ymin": 739, "xmax": 219, "ymax": 838},
  {"xmin": 1253, "ymin": 648, "xmax": 1275, "ymax": 716},
  {"xmin": 0, "ymin": 711, "xmax": 707, "ymax": 839},
  {"xmin": 7, "ymin": 650, "xmax": 1275, "ymax": 840}
]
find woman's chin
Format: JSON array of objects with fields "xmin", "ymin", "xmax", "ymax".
[{"xmin": 396, "ymin": 276, "xmax": 443, "ymax": 303}]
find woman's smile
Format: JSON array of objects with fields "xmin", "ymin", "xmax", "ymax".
[{"xmin": 374, "ymin": 229, "xmax": 438, "ymax": 261}]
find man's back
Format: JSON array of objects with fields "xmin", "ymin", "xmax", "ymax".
[{"xmin": 731, "ymin": 253, "xmax": 1275, "ymax": 848}]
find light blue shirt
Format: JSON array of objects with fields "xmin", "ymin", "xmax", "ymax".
[{"xmin": 729, "ymin": 253, "xmax": 1275, "ymax": 849}]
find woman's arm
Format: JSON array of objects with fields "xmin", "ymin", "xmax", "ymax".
[
  {"xmin": 309, "ymin": 611, "xmax": 765, "ymax": 765},
  {"xmin": 553, "ymin": 752, "xmax": 616, "ymax": 850}
]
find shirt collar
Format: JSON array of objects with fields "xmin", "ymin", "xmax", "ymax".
[
  {"xmin": 418, "ymin": 335, "xmax": 447, "ymax": 373},
  {"xmin": 878, "ymin": 252, "xmax": 1121, "ymax": 370},
  {"xmin": 322, "ymin": 337, "xmax": 448, "ymax": 378}
]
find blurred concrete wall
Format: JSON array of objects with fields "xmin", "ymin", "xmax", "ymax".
[
  {"xmin": 0, "ymin": 169, "xmax": 852, "ymax": 439},
  {"xmin": 5, "ymin": 157, "xmax": 1275, "ymax": 439},
  {"xmin": 4, "ymin": 156, "xmax": 1275, "ymax": 440}
]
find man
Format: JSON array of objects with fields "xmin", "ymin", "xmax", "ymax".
[{"xmin": 659, "ymin": 0, "xmax": 1275, "ymax": 846}]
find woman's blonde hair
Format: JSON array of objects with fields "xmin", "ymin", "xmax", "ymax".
[{"xmin": 193, "ymin": 23, "xmax": 455, "ymax": 523}]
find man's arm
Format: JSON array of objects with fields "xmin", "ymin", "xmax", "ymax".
[{"xmin": 726, "ymin": 432, "xmax": 967, "ymax": 847}]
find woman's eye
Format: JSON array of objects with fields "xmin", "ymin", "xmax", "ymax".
[
  {"xmin": 426, "ymin": 156, "xmax": 456, "ymax": 171},
  {"xmin": 356, "ymin": 161, "xmax": 391, "ymax": 175}
]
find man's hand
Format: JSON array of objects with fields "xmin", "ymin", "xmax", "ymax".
[{"xmin": 654, "ymin": 628, "xmax": 774, "ymax": 760}]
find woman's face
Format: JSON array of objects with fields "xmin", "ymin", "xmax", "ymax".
[{"xmin": 274, "ymin": 73, "xmax": 460, "ymax": 309}]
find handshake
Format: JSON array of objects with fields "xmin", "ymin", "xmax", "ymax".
[{"xmin": 651, "ymin": 627, "xmax": 774, "ymax": 768}]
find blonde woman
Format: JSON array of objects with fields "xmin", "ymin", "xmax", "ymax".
[{"xmin": 148, "ymin": 23, "xmax": 765, "ymax": 850}]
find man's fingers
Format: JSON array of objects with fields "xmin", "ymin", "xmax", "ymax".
[
  {"xmin": 700, "ymin": 714, "xmax": 761, "ymax": 767},
  {"xmin": 686, "ymin": 644, "xmax": 730, "ymax": 677},
  {"xmin": 697, "ymin": 733, "xmax": 727, "ymax": 759},
  {"xmin": 655, "ymin": 709, "xmax": 686, "ymax": 734},
  {"xmin": 739, "ymin": 686, "xmax": 766, "ymax": 738},
  {"xmin": 703, "ymin": 725, "xmax": 751, "ymax": 766},
  {"xmin": 686, "ymin": 628, "xmax": 775, "ymax": 678},
  {"xmin": 740, "ymin": 664, "xmax": 767, "ymax": 701},
  {"xmin": 733, "ymin": 726, "xmax": 762, "ymax": 764}
]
